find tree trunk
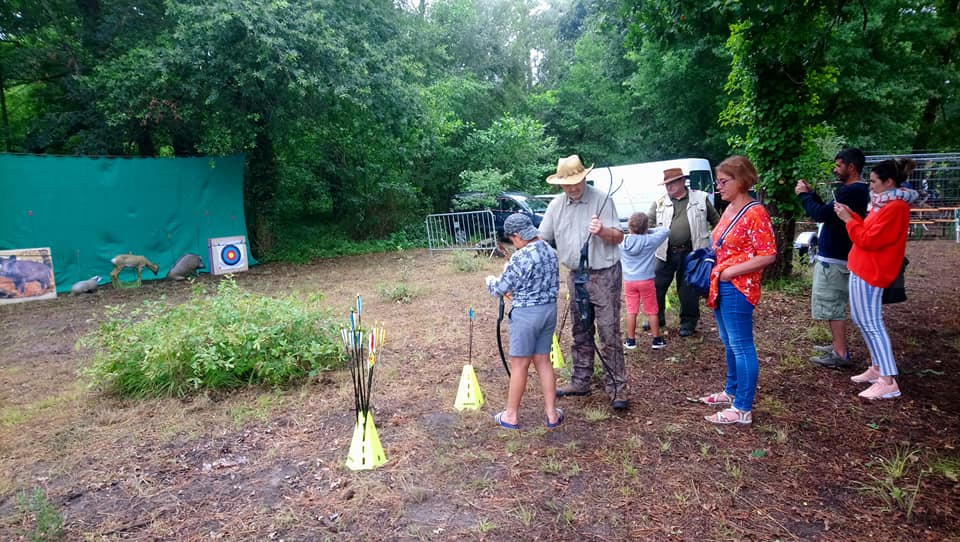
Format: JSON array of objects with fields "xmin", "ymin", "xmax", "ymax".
[
  {"xmin": 0, "ymin": 65, "xmax": 9, "ymax": 152},
  {"xmin": 765, "ymin": 212, "xmax": 797, "ymax": 281},
  {"xmin": 244, "ymin": 130, "xmax": 278, "ymax": 258},
  {"xmin": 912, "ymin": 97, "xmax": 940, "ymax": 153}
]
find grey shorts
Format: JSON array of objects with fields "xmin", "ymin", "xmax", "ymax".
[
  {"xmin": 811, "ymin": 260, "xmax": 850, "ymax": 321},
  {"xmin": 508, "ymin": 303, "xmax": 558, "ymax": 357}
]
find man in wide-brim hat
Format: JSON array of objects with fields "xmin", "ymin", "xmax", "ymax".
[
  {"xmin": 538, "ymin": 154, "xmax": 630, "ymax": 411},
  {"xmin": 648, "ymin": 167, "xmax": 720, "ymax": 337}
]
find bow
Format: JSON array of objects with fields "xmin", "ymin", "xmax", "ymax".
[
  {"xmin": 496, "ymin": 295, "xmax": 511, "ymax": 377},
  {"xmin": 571, "ymin": 171, "xmax": 624, "ymax": 398}
]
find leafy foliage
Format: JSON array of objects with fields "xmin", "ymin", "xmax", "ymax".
[
  {"xmin": 4, "ymin": 0, "xmax": 960, "ymax": 266},
  {"xmin": 78, "ymin": 278, "xmax": 343, "ymax": 397},
  {"xmin": 452, "ymin": 170, "xmax": 513, "ymax": 211},
  {"xmin": 621, "ymin": 0, "xmax": 731, "ymax": 162},
  {"xmin": 463, "ymin": 115, "xmax": 558, "ymax": 193},
  {"xmin": 265, "ymin": 223, "xmax": 426, "ymax": 264}
]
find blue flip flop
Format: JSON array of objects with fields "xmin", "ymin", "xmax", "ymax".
[
  {"xmin": 493, "ymin": 411, "xmax": 520, "ymax": 430},
  {"xmin": 546, "ymin": 407, "xmax": 564, "ymax": 429}
]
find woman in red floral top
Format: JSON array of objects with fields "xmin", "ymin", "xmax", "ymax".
[{"xmin": 699, "ymin": 156, "xmax": 777, "ymax": 425}]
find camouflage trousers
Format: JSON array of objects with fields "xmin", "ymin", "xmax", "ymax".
[{"xmin": 566, "ymin": 263, "xmax": 627, "ymax": 399}]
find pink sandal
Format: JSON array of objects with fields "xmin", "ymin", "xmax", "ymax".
[
  {"xmin": 704, "ymin": 407, "xmax": 752, "ymax": 425},
  {"xmin": 699, "ymin": 391, "xmax": 732, "ymax": 406}
]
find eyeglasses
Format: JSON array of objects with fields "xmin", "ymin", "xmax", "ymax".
[{"xmin": 716, "ymin": 177, "xmax": 735, "ymax": 187}]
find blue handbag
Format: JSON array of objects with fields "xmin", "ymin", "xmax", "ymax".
[{"xmin": 684, "ymin": 201, "xmax": 760, "ymax": 296}]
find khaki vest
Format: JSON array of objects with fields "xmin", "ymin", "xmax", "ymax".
[{"xmin": 654, "ymin": 189, "xmax": 713, "ymax": 261}]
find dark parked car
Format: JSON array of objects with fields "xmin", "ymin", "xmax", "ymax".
[{"xmin": 451, "ymin": 191, "xmax": 548, "ymax": 241}]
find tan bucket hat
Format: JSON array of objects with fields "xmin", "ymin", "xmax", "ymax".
[{"xmin": 546, "ymin": 155, "xmax": 594, "ymax": 185}]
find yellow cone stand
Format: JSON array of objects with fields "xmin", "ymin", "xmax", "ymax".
[
  {"xmin": 550, "ymin": 334, "xmax": 565, "ymax": 369},
  {"xmin": 454, "ymin": 364, "xmax": 484, "ymax": 411},
  {"xmin": 345, "ymin": 411, "xmax": 387, "ymax": 471}
]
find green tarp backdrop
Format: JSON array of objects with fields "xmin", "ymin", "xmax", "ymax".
[{"xmin": 0, "ymin": 154, "xmax": 253, "ymax": 292}]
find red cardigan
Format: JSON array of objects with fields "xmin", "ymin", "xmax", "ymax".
[{"xmin": 845, "ymin": 199, "xmax": 909, "ymax": 288}]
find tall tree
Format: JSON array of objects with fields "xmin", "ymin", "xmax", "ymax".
[
  {"xmin": 824, "ymin": 0, "xmax": 960, "ymax": 153},
  {"xmin": 621, "ymin": 0, "xmax": 731, "ymax": 162},
  {"xmin": 720, "ymin": 0, "xmax": 851, "ymax": 278},
  {"xmin": 532, "ymin": 4, "xmax": 642, "ymax": 164}
]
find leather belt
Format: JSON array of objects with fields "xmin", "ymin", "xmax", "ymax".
[{"xmin": 668, "ymin": 245, "xmax": 692, "ymax": 254}]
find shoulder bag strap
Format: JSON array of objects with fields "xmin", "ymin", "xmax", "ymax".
[{"xmin": 716, "ymin": 201, "xmax": 759, "ymax": 248}]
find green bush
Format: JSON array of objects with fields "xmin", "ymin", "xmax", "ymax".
[
  {"xmin": 450, "ymin": 249, "xmax": 483, "ymax": 273},
  {"xmin": 78, "ymin": 278, "xmax": 343, "ymax": 398}
]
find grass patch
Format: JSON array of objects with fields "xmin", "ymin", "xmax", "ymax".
[
  {"xmin": 757, "ymin": 396, "xmax": 788, "ymax": 417},
  {"xmin": 78, "ymin": 278, "xmax": 343, "ymax": 398},
  {"xmin": 512, "ymin": 504, "xmax": 536, "ymax": 526},
  {"xmin": 541, "ymin": 457, "xmax": 564, "ymax": 475},
  {"xmin": 854, "ymin": 445, "xmax": 924, "ymax": 518},
  {"xmin": 931, "ymin": 455, "xmax": 960, "ymax": 482},
  {"xmin": 477, "ymin": 517, "xmax": 499, "ymax": 533},
  {"xmin": 377, "ymin": 247, "xmax": 420, "ymax": 303},
  {"xmin": 17, "ymin": 487, "xmax": 64, "ymax": 541},
  {"xmin": 583, "ymin": 407, "xmax": 611, "ymax": 422},
  {"xmin": 725, "ymin": 458, "xmax": 743, "ymax": 481},
  {"xmin": 776, "ymin": 353, "xmax": 807, "ymax": 371},
  {"xmin": 755, "ymin": 423, "xmax": 789, "ymax": 444},
  {"xmin": 229, "ymin": 391, "xmax": 284, "ymax": 427},
  {"xmin": 449, "ymin": 249, "xmax": 485, "ymax": 273},
  {"xmin": 1, "ymin": 388, "xmax": 81, "ymax": 429},
  {"xmin": 466, "ymin": 475, "xmax": 495, "ymax": 492},
  {"xmin": 804, "ymin": 324, "xmax": 832, "ymax": 345},
  {"xmin": 698, "ymin": 442, "xmax": 713, "ymax": 458},
  {"xmin": 377, "ymin": 282, "xmax": 418, "ymax": 304}
]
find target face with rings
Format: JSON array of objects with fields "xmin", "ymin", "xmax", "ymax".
[
  {"xmin": 208, "ymin": 235, "xmax": 249, "ymax": 275},
  {"xmin": 220, "ymin": 245, "xmax": 242, "ymax": 266}
]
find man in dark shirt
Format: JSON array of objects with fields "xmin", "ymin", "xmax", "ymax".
[{"xmin": 795, "ymin": 148, "xmax": 871, "ymax": 367}]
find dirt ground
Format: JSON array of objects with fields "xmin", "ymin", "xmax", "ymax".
[{"xmin": 1, "ymin": 240, "xmax": 959, "ymax": 541}]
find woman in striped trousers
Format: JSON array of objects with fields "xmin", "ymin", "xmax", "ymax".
[{"xmin": 833, "ymin": 158, "xmax": 919, "ymax": 400}]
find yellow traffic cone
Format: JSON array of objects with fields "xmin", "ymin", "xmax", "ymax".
[
  {"xmin": 345, "ymin": 411, "xmax": 387, "ymax": 471},
  {"xmin": 550, "ymin": 334, "xmax": 565, "ymax": 369},
  {"xmin": 454, "ymin": 364, "xmax": 484, "ymax": 411}
]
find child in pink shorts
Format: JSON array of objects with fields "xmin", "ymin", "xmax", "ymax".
[{"xmin": 621, "ymin": 213, "xmax": 670, "ymax": 349}]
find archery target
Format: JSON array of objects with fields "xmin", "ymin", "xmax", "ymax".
[{"xmin": 208, "ymin": 236, "xmax": 249, "ymax": 275}]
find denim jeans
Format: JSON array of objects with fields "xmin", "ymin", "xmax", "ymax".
[{"xmin": 714, "ymin": 281, "xmax": 759, "ymax": 411}]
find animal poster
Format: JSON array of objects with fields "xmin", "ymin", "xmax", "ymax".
[
  {"xmin": 0, "ymin": 247, "xmax": 58, "ymax": 304},
  {"xmin": 208, "ymin": 236, "xmax": 249, "ymax": 275}
]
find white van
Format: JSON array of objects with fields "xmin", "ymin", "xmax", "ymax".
[{"xmin": 585, "ymin": 158, "xmax": 714, "ymax": 229}]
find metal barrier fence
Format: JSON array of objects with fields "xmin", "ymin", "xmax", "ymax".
[
  {"xmin": 425, "ymin": 210, "xmax": 498, "ymax": 256},
  {"xmin": 866, "ymin": 152, "xmax": 960, "ymax": 207}
]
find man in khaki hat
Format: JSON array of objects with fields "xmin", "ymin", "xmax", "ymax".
[
  {"xmin": 647, "ymin": 168, "xmax": 720, "ymax": 336},
  {"xmin": 538, "ymin": 154, "xmax": 629, "ymax": 410}
]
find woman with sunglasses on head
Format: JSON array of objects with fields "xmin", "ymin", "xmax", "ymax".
[
  {"xmin": 833, "ymin": 158, "xmax": 918, "ymax": 400},
  {"xmin": 699, "ymin": 156, "xmax": 777, "ymax": 425}
]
